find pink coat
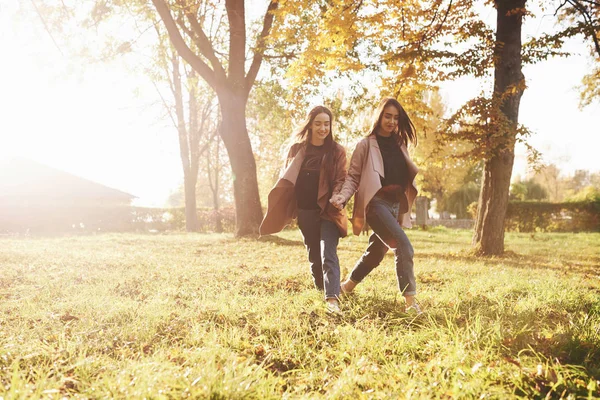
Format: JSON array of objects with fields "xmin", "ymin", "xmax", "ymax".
[
  {"xmin": 260, "ymin": 142, "xmax": 348, "ymax": 237},
  {"xmin": 336, "ymin": 135, "xmax": 419, "ymax": 235}
]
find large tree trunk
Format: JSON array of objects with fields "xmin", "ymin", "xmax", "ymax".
[
  {"xmin": 472, "ymin": 0, "xmax": 526, "ymax": 255},
  {"xmin": 218, "ymin": 90, "xmax": 263, "ymax": 237}
]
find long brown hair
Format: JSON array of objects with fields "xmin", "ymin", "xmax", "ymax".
[
  {"xmin": 293, "ymin": 105, "xmax": 339, "ymax": 184},
  {"xmin": 368, "ymin": 97, "xmax": 417, "ymax": 147}
]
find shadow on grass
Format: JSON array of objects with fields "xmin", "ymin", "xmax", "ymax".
[
  {"xmin": 194, "ymin": 237, "xmax": 240, "ymax": 248},
  {"xmin": 257, "ymin": 235, "xmax": 304, "ymax": 247},
  {"xmin": 413, "ymin": 251, "xmax": 600, "ymax": 277},
  {"xmin": 420, "ymin": 288, "xmax": 600, "ymax": 378},
  {"xmin": 340, "ymin": 294, "xmax": 429, "ymax": 330},
  {"xmin": 491, "ymin": 313, "xmax": 600, "ymax": 398}
]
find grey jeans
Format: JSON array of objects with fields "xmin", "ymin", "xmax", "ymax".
[
  {"xmin": 297, "ymin": 209, "xmax": 341, "ymax": 299},
  {"xmin": 348, "ymin": 196, "xmax": 416, "ymax": 296}
]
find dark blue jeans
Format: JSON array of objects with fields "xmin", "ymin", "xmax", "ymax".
[
  {"xmin": 349, "ymin": 196, "xmax": 416, "ymax": 296},
  {"xmin": 297, "ymin": 209, "xmax": 341, "ymax": 299}
]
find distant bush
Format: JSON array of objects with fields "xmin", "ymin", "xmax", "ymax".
[
  {"xmin": 510, "ymin": 179, "xmax": 548, "ymax": 201},
  {"xmin": 0, "ymin": 206, "xmax": 236, "ymax": 234},
  {"xmin": 467, "ymin": 201, "xmax": 478, "ymax": 219},
  {"xmin": 440, "ymin": 183, "xmax": 480, "ymax": 219},
  {"xmin": 505, "ymin": 200, "xmax": 600, "ymax": 232}
]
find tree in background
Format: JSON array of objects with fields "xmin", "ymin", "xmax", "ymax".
[
  {"xmin": 525, "ymin": 165, "xmax": 600, "ymax": 202},
  {"xmin": 246, "ymin": 79, "xmax": 294, "ymax": 203},
  {"xmin": 565, "ymin": 169, "xmax": 598, "ymax": 196},
  {"xmin": 510, "ymin": 178, "xmax": 548, "ymax": 201},
  {"xmin": 204, "ymin": 133, "xmax": 230, "ymax": 232},
  {"xmin": 566, "ymin": 185, "xmax": 600, "ymax": 202},
  {"xmin": 45, "ymin": 0, "xmax": 282, "ymax": 236},
  {"xmin": 151, "ymin": 0, "xmax": 279, "ymax": 236},
  {"xmin": 391, "ymin": 0, "xmax": 592, "ymax": 253},
  {"xmin": 465, "ymin": 0, "xmax": 526, "ymax": 254},
  {"xmin": 411, "ymin": 91, "xmax": 482, "ymax": 216},
  {"xmin": 442, "ymin": 183, "xmax": 482, "ymax": 219},
  {"xmin": 531, "ymin": 163, "xmax": 566, "ymax": 202},
  {"xmin": 151, "ymin": 24, "xmax": 219, "ymax": 231}
]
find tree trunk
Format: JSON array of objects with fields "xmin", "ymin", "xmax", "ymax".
[
  {"xmin": 184, "ymin": 173, "xmax": 199, "ymax": 231},
  {"xmin": 213, "ymin": 138, "xmax": 223, "ymax": 233},
  {"xmin": 213, "ymin": 179, "xmax": 223, "ymax": 234},
  {"xmin": 218, "ymin": 90, "xmax": 263, "ymax": 237},
  {"xmin": 207, "ymin": 134, "xmax": 223, "ymax": 233},
  {"xmin": 472, "ymin": 0, "xmax": 526, "ymax": 255},
  {"xmin": 172, "ymin": 53, "xmax": 200, "ymax": 232}
]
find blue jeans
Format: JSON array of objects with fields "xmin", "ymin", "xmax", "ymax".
[
  {"xmin": 297, "ymin": 209, "xmax": 341, "ymax": 299},
  {"xmin": 349, "ymin": 196, "xmax": 416, "ymax": 296}
]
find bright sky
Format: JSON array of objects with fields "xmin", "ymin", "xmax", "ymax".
[
  {"xmin": 1, "ymin": 1, "xmax": 182, "ymax": 207},
  {"xmin": 1, "ymin": 1, "xmax": 598, "ymax": 207}
]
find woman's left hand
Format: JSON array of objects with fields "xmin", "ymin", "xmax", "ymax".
[{"xmin": 329, "ymin": 194, "xmax": 345, "ymax": 210}]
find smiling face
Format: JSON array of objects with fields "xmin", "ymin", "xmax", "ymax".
[
  {"xmin": 310, "ymin": 112, "xmax": 331, "ymax": 146},
  {"xmin": 378, "ymin": 104, "xmax": 400, "ymax": 137}
]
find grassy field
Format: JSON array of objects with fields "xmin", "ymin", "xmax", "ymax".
[{"xmin": 1, "ymin": 228, "xmax": 599, "ymax": 399}]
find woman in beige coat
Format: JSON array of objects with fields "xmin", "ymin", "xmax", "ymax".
[
  {"xmin": 330, "ymin": 97, "xmax": 421, "ymax": 314},
  {"xmin": 260, "ymin": 106, "xmax": 347, "ymax": 313}
]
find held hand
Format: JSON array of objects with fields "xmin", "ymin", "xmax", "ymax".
[{"xmin": 329, "ymin": 194, "xmax": 345, "ymax": 210}]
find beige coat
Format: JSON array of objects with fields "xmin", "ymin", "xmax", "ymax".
[
  {"xmin": 259, "ymin": 142, "xmax": 348, "ymax": 237},
  {"xmin": 336, "ymin": 135, "xmax": 419, "ymax": 235}
]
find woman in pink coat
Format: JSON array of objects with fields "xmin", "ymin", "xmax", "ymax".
[
  {"xmin": 330, "ymin": 97, "xmax": 422, "ymax": 314},
  {"xmin": 260, "ymin": 106, "xmax": 347, "ymax": 313}
]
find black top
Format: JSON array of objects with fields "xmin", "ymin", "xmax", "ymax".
[
  {"xmin": 295, "ymin": 144, "xmax": 326, "ymax": 210},
  {"xmin": 376, "ymin": 134, "xmax": 408, "ymax": 188}
]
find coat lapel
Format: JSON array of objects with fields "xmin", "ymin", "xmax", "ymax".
[
  {"xmin": 280, "ymin": 146, "xmax": 306, "ymax": 185},
  {"xmin": 369, "ymin": 136, "xmax": 385, "ymax": 178}
]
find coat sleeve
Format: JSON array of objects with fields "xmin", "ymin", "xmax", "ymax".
[
  {"xmin": 336, "ymin": 139, "xmax": 367, "ymax": 204},
  {"xmin": 332, "ymin": 146, "xmax": 347, "ymax": 196}
]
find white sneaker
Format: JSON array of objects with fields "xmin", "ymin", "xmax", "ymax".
[
  {"xmin": 326, "ymin": 300, "xmax": 342, "ymax": 315},
  {"xmin": 405, "ymin": 302, "xmax": 423, "ymax": 316}
]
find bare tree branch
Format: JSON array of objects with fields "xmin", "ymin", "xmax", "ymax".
[
  {"xmin": 384, "ymin": 0, "xmax": 453, "ymax": 63},
  {"xmin": 263, "ymin": 51, "xmax": 296, "ymax": 60},
  {"xmin": 567, "ymin": 0, "xmax": 600, "ymax": 57},
  {"xmin": 151, "ymin": 0, "xmax": 219, "ymax": 91},
  {"xmin": 30, "ymin": 0, "xmax": 65, "ymax": 56},
  {"xmin": 554, "ymin": 0, "xmax": 570, "ymax": 16},
  {"xmin": 245, "ymin": 0, "xmax": 278, "ymax": 95},
  {"xmin": 151, "ymin": 80, "xmax": 178, "ymax": 130},
  {"xmin": 225, "ymin": 0, "xmax": 246, "ymax": 86},
  {"xmin": 172, "ymin": 53, "xmax": 192, "ymax": 175},
  {"xmin": 179, "ymin": 2, "xmax": 227, "ymax": 79}
]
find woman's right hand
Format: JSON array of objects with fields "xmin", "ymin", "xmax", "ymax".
[{"xmin": 329, "ymin": 194, "xmax": 345, "ymax": 210}]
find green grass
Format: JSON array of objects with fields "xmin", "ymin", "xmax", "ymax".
[{"xmin": 1, "ymin": 229, "xmax": 599, "ymax": 399}]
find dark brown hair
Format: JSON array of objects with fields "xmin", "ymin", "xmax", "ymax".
[{"xmin": 368, "ymin": 97, "xmax": 417, "ymax": 147}]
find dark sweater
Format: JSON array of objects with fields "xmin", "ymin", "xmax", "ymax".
[
  {"xmin": 295, "ymin": 144, "xmax": 326, "ymax": 210},
  {"xmin": 376, "ymin": 134, "xmax": 408, "ymax": 189}
]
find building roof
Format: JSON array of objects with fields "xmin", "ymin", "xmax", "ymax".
[{"xmin": 0, "ymin": 157, "xmax": 136, "ymax": 205}]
